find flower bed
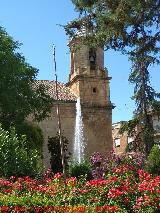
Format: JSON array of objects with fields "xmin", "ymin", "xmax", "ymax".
[{"xmin": 0, "ymin": 165, "xmax": 160, "ymax": 212}]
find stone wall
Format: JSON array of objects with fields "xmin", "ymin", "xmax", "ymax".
[
  {"xmin": 82, "ymin": 105, "xmax": 113, "ymax": 156},
  {"xmin": 29, "ymin": 102, "xmax": 75, "ymax": 168},
  {"xmin": 29, "ymin": 100, "xmax": 113, "ymax": 169}
]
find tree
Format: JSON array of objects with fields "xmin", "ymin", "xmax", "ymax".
[
  {"xmin": 65, "ymin": 0, "xmax": 160, "ymax": 156},
  {"xmin": 0, "ymin": 26, "xmax": 53, "ymax": 130}
]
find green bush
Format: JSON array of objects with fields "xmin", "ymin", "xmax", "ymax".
[
  {"xmin": 146, "ymin": 144, "xmax": 160, "ymax": 175},
  {"xmin": 48, "ymin": 134, "xmax": 70, "ymax": 174},
  {"xmin": 69, "ymin": 161, "xmax": 92, "ymax": 180},
  {"xmin": 16, "ymin": 122, "xmax": 44, "ymax": 153},
  {"xmin": 0, "ymin": 125, "xmax": 43, "ymax": 178}
]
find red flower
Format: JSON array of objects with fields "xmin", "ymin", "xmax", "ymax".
[
  {"xmin": 123, "ymin": 196, "xmax": 129, "ymax": 205},
  {"xmin": 35, "ymin": 207, "xmax": 43, "ymax": 212},
  {"xmin": 138, "ymin": 170, "xmax": 151, "ymax": 181},
  {"xmin": 55, "ymin": 205, "xmax": 61, "ymax": 211},
  {"xmin": 54, "ymin": 173, "xmax": 63, "ymax": 179},
  {"xmin": 1, "ymin": 206, "xmax": 11, "ymax": 212},
  {"xmin": 66, "ymin": 177, "xmax": 77, "ymax": 187},
  {"xmin": 108, "ymin": 188, "xmax": 124, "ymax": 198},
  {"xmin": 104, "ymin": 205, "xmax": 119, "ymax": 212},
  {"xmin": 75, "ymin": 206, "xmax": 86, "ymax": 212},
  {"xmin": 96, "ymin": 206, "xmax": 102, "ymax": 212},
  {"xmin": 49, "ymin": 205, "xmax": 54, "ymax": 211}
]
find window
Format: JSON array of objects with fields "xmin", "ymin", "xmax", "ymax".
[
  {"xmin": 115, "ymin": 138, "xmax": 120, "ymax": 147},
  {"xmin": 128, "ymin": 137, "xmax": 134, "ymax": 144},
  {"xmin": 92, "ymin": 87, "xmax": 97, "ymax": 93}
]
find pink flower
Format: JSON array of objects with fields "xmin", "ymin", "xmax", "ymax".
[{"xmin": 54, "ymin": 173, "xmax": 63, "ymax": 179}]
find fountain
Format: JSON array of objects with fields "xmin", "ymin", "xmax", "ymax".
[{"xmin": 73, "ymin": 97, "xmax": 85, "ymax": 163}]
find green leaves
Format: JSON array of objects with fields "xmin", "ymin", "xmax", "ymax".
[
  {"xmin": 147, "ymin": 144, "xmax": 160, "ymax": 175},
  {"xmin": 66, "ymin": 0, "xmax": 160, "ymax": 52},
  {"xmin": 48, "ymin": 134, "xmax": 70, "ymax": 174},
  {"xmin": 0, "ymin": 125, "xmax": 42, "ymax": 178},
  {"xmin": 0, "ymin": 26, "xmax": 53, "ymax": 129},
  {"xmin": 119, "ymin": 118, "xmax": 139, "ymax": 135}
]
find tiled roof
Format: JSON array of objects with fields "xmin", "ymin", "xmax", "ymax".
[{"xmin": 34, "ymin": 80, "xmax": 77, "ymax": 102}]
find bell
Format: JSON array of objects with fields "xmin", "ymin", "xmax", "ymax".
[{"xmin": 89, "ymin": 56, "xmax": 95, "ymax": 62}]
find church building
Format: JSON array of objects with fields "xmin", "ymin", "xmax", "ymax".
[{"xmin": 32, "ymin": 39, "xmax": 114, "ymax": 168}]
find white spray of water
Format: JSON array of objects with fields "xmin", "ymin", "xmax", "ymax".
[{"xmin": 73, "ymin": 98, "xmax": 85, "ymax": 163}]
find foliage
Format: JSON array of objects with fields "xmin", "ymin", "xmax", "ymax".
[
  {"xmin": 119, "ymin": 119, "xmax": 146, "ymax": 153},
  {"xmin": 127, "ymin": 40, "xmax": 160, "ymax": 155},
  {"xmin": 69, "ymin": 161, "xmax": 92, "ymax": 180},
  {"xmin": 0, "ymin": 125, "xmax": 42, "ymax": 178},
  {"xmin": 65, "ymin": 0, "xmax": 160, "ymax": 156},
  {"xmin": 16, "ymin": 122, "xmax": 44, "ymax": 153},
  {"xmin": 48, "ymin": 134, "xmax": 70, "ymax": 174},
  {"xmin": 146, "ymin": 144, "xmax": 160, "ymax": 175},
  {"xmin": 0, "ymin": 162, "xmax": 160, "ymax": 212},
  {"xmin": 65, "ymin": 0, "xmax": 160, "ymax": 52},
  {"xmin": 119, "ymin": 118, "xmax": 139, "ymax": 135},
  {"xmin": 90, "ymin": 150, "xmax": 145, "ymax": 179},
  {"xmin": 0, "ymin": 26, "xmax": 53, "ymax": 129}
]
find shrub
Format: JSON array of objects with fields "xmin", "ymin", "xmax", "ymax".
[
  {"xmin": 0, "ymin": 125, "xmax": 42, "ymax": 178},
  {"xmin": 69, "ymin": 161, "xmax": 92, "ymax": 180},
  {"xmin": 48, "ymin": 134, "xmax": 70, "ymax": 174},
  {"xmin": 90, "ymin": 150, "xmax": 145, "ymax": 179},
  {"xmin": 146, "ymin": 144, "xmax": 160, "ymax": 175},
  {"xmin": 16, "ymin": 122, "xmax": 44, "ymax": 153},
  {"xmin": 0, "ymin": 165, "xmax": 160, "ymax": 212}
]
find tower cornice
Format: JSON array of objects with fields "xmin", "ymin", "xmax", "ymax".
[{"xmin": 66, "ymin": 74, "xmax": 112, "ymax": 88}]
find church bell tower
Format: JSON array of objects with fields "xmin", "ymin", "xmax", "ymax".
[
  {"xmin": 67, "ymin": 40, "xmax": 112, "ymax": 107},
  {"xmin": 67, "ymin": 39, "xmax": 113, "ymax": 155}
]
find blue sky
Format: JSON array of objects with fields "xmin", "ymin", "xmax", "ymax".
[{"xmin": 0, "ymin": 0, "xmax": 159, "ymax": 123}]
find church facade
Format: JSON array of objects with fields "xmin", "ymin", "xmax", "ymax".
[{"xmin": 31, "ymin": 40, "xmax": 114, "ymax": 168}]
